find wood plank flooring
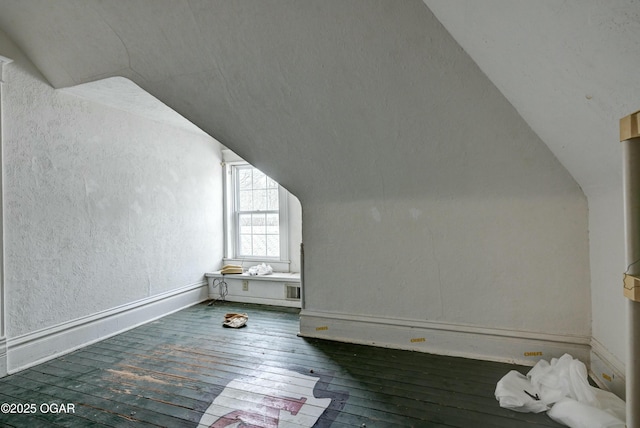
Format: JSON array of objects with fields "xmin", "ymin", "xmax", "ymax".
[{"xmin": 0, "ymin": 301, "xmax": 564, "ymax": 427}]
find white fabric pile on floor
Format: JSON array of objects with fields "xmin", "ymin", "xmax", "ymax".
[{"xmin": 495, "ymin": 354, "xmax": 625, "ymax": 428}]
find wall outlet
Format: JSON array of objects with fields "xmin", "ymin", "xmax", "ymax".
[{"xmin": 242, "ymin": 280, "xmax": 249, "ymax": 291}]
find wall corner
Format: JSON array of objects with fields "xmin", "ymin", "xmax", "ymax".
[
  {"xmin": 590, "ymin": 337, "xmax": 626, "ymax": 399},
  {"xmin": 0, "ymin": 54, "xmax": 12, "ymax": 377}
]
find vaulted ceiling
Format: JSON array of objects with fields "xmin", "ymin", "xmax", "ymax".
[
  {"xmin": 1, "ymin": 0, "xmax": 638, "ymax": 198},
  {"xmin": 425, "ymin": 0, "xmax": 640, "ymax": 196}
]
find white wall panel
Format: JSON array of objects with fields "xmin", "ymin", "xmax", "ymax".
[{"xmin": 0, "ymin": 32, "xmax": 223, "ymax": 342}]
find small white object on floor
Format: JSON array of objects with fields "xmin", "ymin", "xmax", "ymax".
[{"xmin": 223, "ymin": 313, "xmax": 248, "ymax": 328}]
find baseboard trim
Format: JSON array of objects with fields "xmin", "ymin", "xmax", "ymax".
[
  {"xmin": 6, "ymin": 281, "xmax": 208, "ymax": 375},
  {"xmin": 590, "ymin": 337, "xmax": 625, "ymax": 399},
  {"xmin": 299, "ymin": 310, "xmax": 591, "ymax": 366},
  {"xmin": 0, "ymin": 337, "xmax": 6, "ymax": 377}
]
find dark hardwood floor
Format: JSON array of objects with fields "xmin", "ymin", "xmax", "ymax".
[{"xmin": 0, "ymin": 301, "xmax": 563, "ymax": 427}]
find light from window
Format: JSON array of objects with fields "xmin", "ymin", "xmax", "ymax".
[{"xmin": 235, "ymin": 165, "xmax": 280, "ymax": 258}]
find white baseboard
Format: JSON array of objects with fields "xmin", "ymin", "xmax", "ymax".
[
  {"xmin": 590, "ymin": 337, "xmax": 626, "ymax": 399},
  {"xmin": 0, "ymin": 337, "xmax": 6, "ymax": 377},
  {"xmin": 6, "ymin": 281, "xmax": 208, "ymax": 375},
  {"xmin": 299, "ymin": 310, "xmax": 591, "ymax": 366}
]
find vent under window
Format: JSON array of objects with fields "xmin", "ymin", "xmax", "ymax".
[{"xmin": 285, "ymin": 284, "xmax": 301, "ymax": 300}]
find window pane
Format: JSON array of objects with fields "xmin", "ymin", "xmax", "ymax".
[
  {"xmin": 240, "ymin": 234, "xmax": 252, "ymax": 255},
  {"xmin": 267, "ymin": 235, "xmax": 279, "ymax": 257},
  {"xmin": 239, "ymin": 190, "xmax": 252, "ymax": 211},
  {"xmin": 238, "ymin": 168, "xmax": 252, "ymax": 190},
  {"xmin": 253, "ymin": 235, "xmax": 266, "ymax": 256},
  {"xmin": 266, "ymin": 214, "xmax": 279, "ymax": 234},
  {"xmin": 253, "ymin": 189, "xmax": 267, "ymax": 211},
  {"xmin": 267, "ymin": 189, "xmax": 279, "ymax": 210},
  {"xmin": 239, "ymin": 214, "xmax": 252, "ymax": 234},
  {"xmin": 252, "ymin": 213, "xmax": 266, "ymax": 235},
  {"xmin": 267, "ymin": 177, "xmax": 278, "ymax": 189},
  {"xmin": 252, "ymin": 169, "xmax": 267, "ymax": 189}
]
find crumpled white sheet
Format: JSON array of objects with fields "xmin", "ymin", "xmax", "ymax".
[
  {"xmin": 247, "ymin": 263, "xmax": 273, "ymax": 276},
  {"xmin": 495, "ymin": 354, "xmax": 625, "ymax": 428},
  {"xmin": 495, "ymin": 370, "xmax": 549, "ymax": 413}
]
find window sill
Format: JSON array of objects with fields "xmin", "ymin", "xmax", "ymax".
[
  {"xmin": 205, "ymin": 270, "xmax": 300, "ymax": 284},
  {"xmin": 222, "ymin": 258, "xmax": 291, "ymax": 273}
]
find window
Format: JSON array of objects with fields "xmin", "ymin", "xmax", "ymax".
[
  {"xmin": 235, "ymin": 165, "xmax": 280, "ymax": 258},
  {"xmin": 224, "ymin": 162, "xmax": 289, "ymax": 265}
]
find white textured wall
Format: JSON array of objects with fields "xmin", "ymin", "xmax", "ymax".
[
  {"xmin": 589, "ymin": 186, "xmax": 626, "ymax": 363},
  {"xmin": 304, "ymin": 161, "xmax": 590, "ymax": 336},
  {"xmin": 423, "ymin": 1, "xmax": 630, "ymax": 375},
  {"xmin": 297, "ymin": 2, "xmax": 591, "ymax": 338},
  {"xmin": 1, "ymin": 33, "xmax": 223, "ymax": 338}
]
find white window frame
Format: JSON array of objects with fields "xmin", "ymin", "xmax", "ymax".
[{"xmin": 223, "ymin": 161, "xmax": 289, "ymax": 271}]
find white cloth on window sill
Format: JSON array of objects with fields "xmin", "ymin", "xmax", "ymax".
[
  {"xmin": 495, "ymin": 354, "xmax": 625, "ymax": 428},
  {"xmin": 247, "ymin": 263, "xmax": 273, "ymax": 276}
]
